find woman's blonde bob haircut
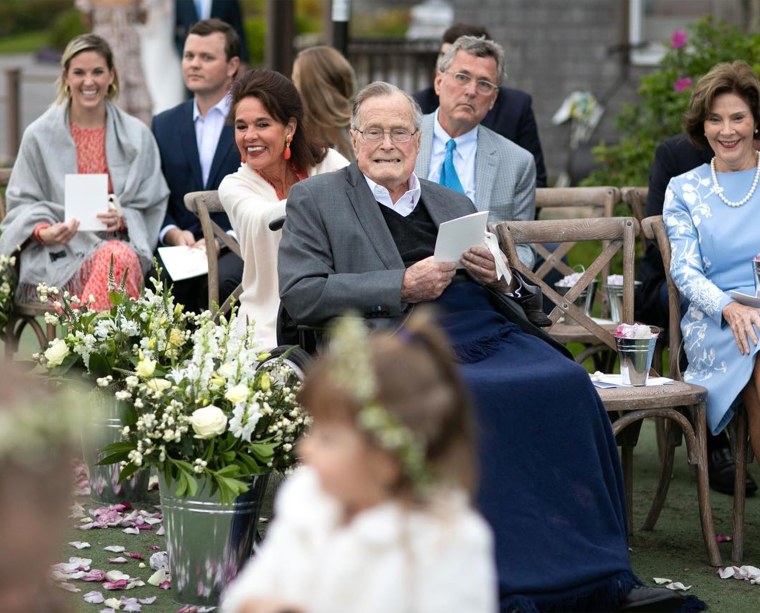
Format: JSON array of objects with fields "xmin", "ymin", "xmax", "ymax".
[
  {"xmin": 684, "ymin": 60, "xmax": 760, "ymax": 150},
  {"xmin": 55, "ymin": 34, "xmax": 119, "ymax": 105}
]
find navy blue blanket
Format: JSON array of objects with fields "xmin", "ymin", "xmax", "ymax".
[{"xmin": 435, "ymin": 282, "xmax": 637, "ymax": 612}]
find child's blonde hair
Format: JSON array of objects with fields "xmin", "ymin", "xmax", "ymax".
[{"xmin": 298, "ymin": 308, "xmax": 476, "ymax": 499}]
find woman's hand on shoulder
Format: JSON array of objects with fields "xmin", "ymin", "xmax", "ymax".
[
  {"xmin": 722, "ymin": 301, "xmax": 760, "ymax": 355},
  {"xmin": 38, "ymin": 220, "xmax": 79, "ymax": 246}
]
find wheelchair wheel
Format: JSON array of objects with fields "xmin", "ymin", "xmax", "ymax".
[{"xmin": 255, "ymin": 344, "xmax": 310, "ymax": 385}]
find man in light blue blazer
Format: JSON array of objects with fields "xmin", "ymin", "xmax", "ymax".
[{"xmin": 415, "ymin": 35, "xmax": 536, "ymax": 268}]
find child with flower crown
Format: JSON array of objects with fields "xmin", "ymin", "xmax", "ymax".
[{"xmin": 221, "ymin": 310, "xmax": 497, "ymax": 613}]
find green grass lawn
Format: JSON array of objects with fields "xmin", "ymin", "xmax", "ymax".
[{"xmin": 0, "ymin": 31, "xmax": 48, "ymax": 55}]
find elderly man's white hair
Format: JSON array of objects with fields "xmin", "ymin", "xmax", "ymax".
[{"xmin": 350, "ymin": 81, "xmax": 423, "ymax": 130}]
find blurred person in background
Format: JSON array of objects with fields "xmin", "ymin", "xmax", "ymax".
[
  {"xmin": 76, "ymin": 0, "xmax": 153, "ymax": 124},
  {"xmin": 292, "ymin": 45, "xmax": 357, "ymax": 161},
  {"xmin": 174, "ymin": 0, "xmax": 249, "ymax": 65}
]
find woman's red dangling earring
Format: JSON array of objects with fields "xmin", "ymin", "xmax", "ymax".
[
  {"xmin": 241, "ymin": 153, "xmax": 247, "ymax": 164},
  {"xmin": 283, "ymin": 134, "xmax": 292, "ymax": 161}
]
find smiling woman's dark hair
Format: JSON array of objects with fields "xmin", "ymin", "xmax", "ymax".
[
  {"xmin": 684, "ymin": 60, "xmax": 760, "ymax": 150},
  {"xmin": 230, "ymin": 68, "xmax": 327, "ymax": 172}
]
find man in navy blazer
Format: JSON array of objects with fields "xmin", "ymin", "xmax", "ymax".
[
  {"xmin": 413, "ymin": 23, "xmax": 547, "ymax": 187},
  {"xmin": 174, "ymin": 0, "xmax": 249, "ymax": 63},
  {"xmin": 152, "ymin": 18, "xmax": 243, "ymax": 312}
]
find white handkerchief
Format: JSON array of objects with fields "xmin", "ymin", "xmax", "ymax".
[{"xmin": 483, "ymin": 230, "xmax": 512, "ymax": 285}]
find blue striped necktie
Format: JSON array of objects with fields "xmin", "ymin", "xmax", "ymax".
[{"xmin": 439, "ymin": 138, "xmax": 465, "ymax": 195}]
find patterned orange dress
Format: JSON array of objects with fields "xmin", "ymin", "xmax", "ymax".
[{"xmin": 70, "ymin": 123, "xmax": 142, "ymax": 309}]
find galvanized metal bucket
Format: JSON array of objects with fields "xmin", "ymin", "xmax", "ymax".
[
  {"xmin": 616, "ymin": 326, "xmax": 659, "ymax": 386},
  {"xmin": 554, "ymin": 279, "xmax": 596, "ymax": 324},
  {"xmin": 604, "ymin": 281, "xmax": 642, "ymax": 322},
  {"xmin": 81, "ymin": 392, "xmax": 150, "ymax": 504},
  {"xmin": 159, "ymin": 472, "xmax": 271, "ymax": 607}
]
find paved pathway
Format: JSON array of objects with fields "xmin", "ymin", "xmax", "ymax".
[{"xmin": 0, "ymin": 52, "xmax": 59, "ymax": 164}]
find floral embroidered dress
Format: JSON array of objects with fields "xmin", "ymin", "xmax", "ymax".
[
  {"xmin": 663, "ymin": 163, "xmax": 760, "ymax": 434},
  {"xmin": 70, "ymin": 123, "xmax": 142, "ymax": 309}
]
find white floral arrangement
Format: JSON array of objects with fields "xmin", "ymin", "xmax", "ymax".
[
  {"xmin": 100, "ymin": 312, "xmax": 308, "ymax": 504},
  {"xmin": 615, "ymin": 323, "xmax": 659, "ymax": 339},
  {"xmin": 0, "ymin": 248, "xmax": 16, "ymax": 335},
  {"xmin": 33, "ymin": 266, "xmax": 195, "ymax": 383}
]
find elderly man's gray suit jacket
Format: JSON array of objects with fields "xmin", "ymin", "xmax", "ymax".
[
  {"xmin": 278, "ymin": 162, "xmax": 568, "ymax": 355},
  {"xmin": 415, "ymin": 113, "xmax": 537, "ymax": 266}
]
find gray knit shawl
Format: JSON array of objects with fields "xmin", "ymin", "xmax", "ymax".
[{"xmin": 0, "ymin": 99, "xmax": 168, "ymax": 291}]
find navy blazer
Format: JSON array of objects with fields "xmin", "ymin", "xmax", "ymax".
[
  {"xmin": 636, "ymin": 133, "xmax": 712, "ymax": 326},
  {"xmin": 174, "ymin": 0, "xmax": 249, "ymax": 62},
  {"xmin": 151, "ymin": 99, "xmax": 240, "ymax": 238},
  {"xmin": 413, "ymin": 85, "xmax": 547, "ymax": 187}
]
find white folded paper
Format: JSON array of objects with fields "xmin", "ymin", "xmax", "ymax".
[
  {"xmin": 589, "ymin": 372, "xmax": 674, "ymax": 388},
  {"xmin": 158, "ymin": 246, "xmax": 208, "ymax": 281},
  {"xmin": 65, "ymin": 174, "xmax": 109, "ymax": 231},
  {"xmin": 434, "ymin": 210, "xmax": 489, "ymax": 267}
]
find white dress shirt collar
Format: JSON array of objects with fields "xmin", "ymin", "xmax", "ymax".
[
  {"xmin": 363, "ymin": 172, "xmax": 422, "ymax": 217},
  {"xmin": 429, "ymin": 109, "xmax": 478, "ymax": 204},
  {"xmin": 193, "ymin": 93, "xmax": 232, "ymax": 187}
]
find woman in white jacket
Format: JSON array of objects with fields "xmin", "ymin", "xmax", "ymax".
[
  {"xmin": 221, "ymin": 311, "xmax": 497, "ymax": 613},
  {"xmin": 219, "ymin": 69, "xmax": 349, "ymax": 348}
]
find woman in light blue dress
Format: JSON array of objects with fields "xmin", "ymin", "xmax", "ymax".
[{"xmin": 664, "ymin": 60, "xmax": 760, "ymax": 461}]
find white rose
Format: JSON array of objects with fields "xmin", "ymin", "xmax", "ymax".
[
  {"xmin": 190, "ymin": 405, "xmax": 227, "ymax": 439},
  {"xmin": 44, "ymin": 338, "xmax": 70, "ymax": 368},
  {"xmin": 224, "ymin": 383, "xmax": 249, "ymax": 405},
  {"xmin": 136, "ymin": 357, "xmax": 157, "ymax": 378}
]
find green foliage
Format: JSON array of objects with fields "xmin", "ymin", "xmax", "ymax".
[
  {"xmin": 0, "ymin": 0, "xmax": 71, "ymax": 37},
  {"xmin": 48, "ymin": 8, "xmax": 87, "ymax": 52},
  {"xmin": 585, "ymin": 17, "xmax": 760, "ymax": 187}
]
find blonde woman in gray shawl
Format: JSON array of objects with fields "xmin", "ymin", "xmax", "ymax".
[{"xmin": 0, "ymin": 34, "xmax": 168, "ymax": 310}]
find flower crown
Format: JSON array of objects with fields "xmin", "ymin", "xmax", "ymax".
[{"xmin": 327, "ymin": 315, "xmax": 431, "ymax": 493}]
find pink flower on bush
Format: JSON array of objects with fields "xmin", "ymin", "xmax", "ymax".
[
  {"xmin": 671, "ymin": 30, "xmax": 687, "ymax": 48},
  {"xmin": 673, "ymin": 77, "xmax": 693, "ymax": 92}
]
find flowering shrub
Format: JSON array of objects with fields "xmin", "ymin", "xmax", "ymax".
[
  {"xmin": 585, "ymin": 17, "xmax": 760, "ymax": 187},
  {"xmin": 101, "ymin": 313, "xmax": 308, "ymax": 504},
  {"xmin": 33, "ymin": 267, "xmax": 195, "ymax": 383},
  {"xmin": 0, "ymin": 248, "xmax": 15, "ymax": 335}
]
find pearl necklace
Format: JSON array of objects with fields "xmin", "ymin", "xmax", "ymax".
[{"xmin": 710, "ymin": 151, "xmax": 760, "ymax": 207}]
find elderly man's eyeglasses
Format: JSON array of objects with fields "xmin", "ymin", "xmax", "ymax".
[
  {"xmin": 446, "ymin": 71, "xmax": 498, "ymax": 95},
  {"xmin": 354, "ymin": 127, "xmax": 418, "ymax": 143}
]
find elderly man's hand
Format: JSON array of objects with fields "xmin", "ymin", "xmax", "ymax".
[
  {"xmin": 401, "ymin": 256, "xmax": 456, "ymax": 303},
  {"xmin": 462, "ymin": 245, "xmax": 514, "ymax": 292}
]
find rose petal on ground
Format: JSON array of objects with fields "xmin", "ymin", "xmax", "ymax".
[
  {"xmin": 158, "ymin": 580, "xmax": 171, "ymax": 590},
  {"xmin": 126, "ymin": 578, "xmax": 145, "ymax": 589},
  {"xmin": 716, "ymin": 534, "xmax": 732, "ymax": 542},
  {"xmin": 148, "ymin": 545, "xmax": 161, "ymax": 551},
  {"xmin": 156, "ymin": 525, "xmax": 164, "ymax": 536},
  {"xmin": 70, "ymin": 502, "xmax": 87, "ymax": 519},
  {"xmin": 653, "ymin": 577, "xmax": 672, "ymax": 585},
  {"xmin": 69, "ymin": 541, "xmax": 91, "ymax": 549},
  {"xmin": 105, "ymin": 570, "xmax": 130, "ymax": 581},
  {"xmin": 718, "ymin": 567, "xmax": 737, "ymax": 579},
  {"xmin": 99, "ymin": 608, "xmax": 117, "ymax": 613},
  {"xmin": 122, "ymin": 527, "xmax": 140, "ymax": 535},
  {"xmin": 84, "ymin": 591, "xmax": 105, "ymax": 603},
  {"xmin": 147, "ymin": 569, "xmax": 169, "ymax": 586},
  {"xmin": 82, "ymin": 569, "xmax": 108, "ymax": 582},
  {"xmin": 135, "ymin": 523, "xmax": 153, "ymax": 531},
  {"xmin": 665, "ymin": 582, "xmax": 691, "ymax": 591},
  {"xmin": 57, "ymin": 582, "xmax": 81, "ymax": 593},
  {"xmin": 103, "ymin": 580, "xmax": 129, "ymax": 590},
  {"xmin": 138, "ymin": 596, "xmax": 157, "ymax": 604},
  {"xmin": 149, "ymin": 552, "xmax": 169, "ymax": 571},
  {"xmin": 126, "ymin": 552, "xmax": 144, "ymax": 560},
  {"xmin": 105, "ymin": 545, "xmax": 126, "ymax": 553},
  {"xmin": 108, "ymin": 557, "xmax": 129, "ymax": 564},
  {"xmin": 138, "ymin": 563, "xmax": 146, "ymax": 568},
  {"xmin": 143, "ymin": 517, "xmax": 162, "ymax": 525},
  {"xmin": 104, "ymin": 597, "xmax": 122, "ymax": 608}
]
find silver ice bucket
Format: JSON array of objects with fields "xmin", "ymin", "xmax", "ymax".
[{"xmin": 616, "ymin": 326, "xmax": 659, "ymax": 386}]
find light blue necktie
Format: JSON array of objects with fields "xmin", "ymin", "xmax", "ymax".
[{"xmin": 439, "ymin": 139, "xmax": 465, "ymax": 195}]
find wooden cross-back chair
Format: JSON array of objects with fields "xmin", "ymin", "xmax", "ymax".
[
  {"xmin": 183, "ymin": 190, "xmax": 243, "ymax": 319},
  {"xmin": 2, "ymin": 169, "xmax": 58, "ymax": 360},
  {"xmin": 620, "ymin": 186, "xmax": 648, "ymax": 224},
  {"xmin": 497, "ymin": 216, "xmax": 722, "ymax": 566},
  {"xmin": 643, "ymin": 214, "xmax": 748, "ymax": 565}
]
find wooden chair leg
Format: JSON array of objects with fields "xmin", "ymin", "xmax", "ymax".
[
  {"xmin": 731, "ymin": 405, "xmax": 747, "ymax": 565},
  {"xmin": 642, "ymin": 437, "xmax": 675, "ymax": 531},
  {"xmin": 693, "ymin": 402, "xmax": 722, "ymax": 566},
  {"xmin": 620, "ymin": 445, "xmax": 634, "ymax": 535}
]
